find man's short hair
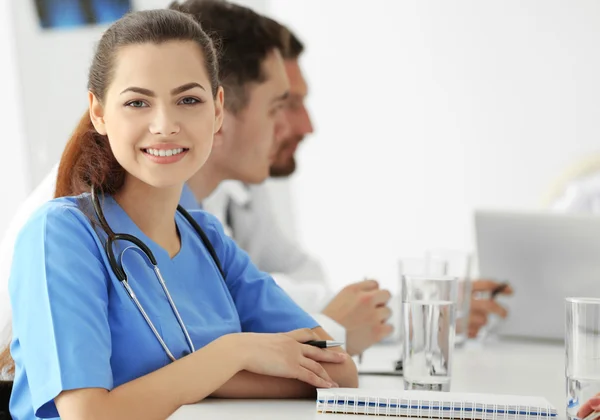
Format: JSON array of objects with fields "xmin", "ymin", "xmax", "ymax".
[
  {"xmin": 169, "ymin": 0, "xmax": 290, "ymax": 113},
  {"xmin": 279, "ymin": 23, "xmax": 304, "ymax": 60}
]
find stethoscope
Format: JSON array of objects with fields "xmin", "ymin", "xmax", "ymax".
[{"xmin": 90, "ymin": 187, "xmax": 225, "ymax": 362}]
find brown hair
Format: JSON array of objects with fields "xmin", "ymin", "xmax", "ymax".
[
  {"xmin": 278, "ymin": 22, "xmax": 304, "ymax": 60},
  {"xmin": 0, "ymin": 8, "xmax": 220, "ymax": 379},
  {"xmin": 169, "ymin": 0, "xmax": 289, "ymax": 113},
  {"xmin": 0, "ymin": 341, "xmax": 12, "ymax": 378}
]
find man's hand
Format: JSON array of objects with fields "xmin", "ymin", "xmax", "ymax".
[
  {"xmin": 321, "ymin": 280, "xmax": 393, "ymax": 356},
  {"xmin": 468, "ymin": 280, "xmax": 513, "ymax": 338},
  {"xmin": 578, "ymin": 393, "xmax": 600, "ymax": 419}
]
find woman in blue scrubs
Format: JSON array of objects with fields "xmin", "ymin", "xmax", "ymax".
[{"xmin": 1, "ymin": 9, "xmax": 357, "ymax": 420}]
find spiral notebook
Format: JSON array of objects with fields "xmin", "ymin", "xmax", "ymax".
[{"xmin": 316, "ymin": 388, "xmax": 558, "ymax": 419}]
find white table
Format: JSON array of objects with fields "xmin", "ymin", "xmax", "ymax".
[{"xmin": 168, "ymin": 338, "xmax": 565, "ymax": 419}]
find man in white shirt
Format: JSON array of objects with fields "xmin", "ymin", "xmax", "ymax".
[
  {"xmin": 180, "ymin": 9, "xmax": 393, "ymax": 355},
  {"xmin": 199, "ymin": 25, "xmax": 407, "ymax": 353},
  {"xmin": 203, "ymin": 24, "xmax": 513, "ymax": 347}
]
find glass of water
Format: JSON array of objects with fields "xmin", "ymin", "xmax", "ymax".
[
  {"xmin": 566, "ymin": 297, "xmax": 600, "ymax": 420},
  {"xmin": 426, "ymin": 250, "xmax": 473, "ymax": 346},
  {"xmin": 402, "ymin": 275, "xmax": 458, "ymax": 392},
  {"xmin": 396, "ymin": 258, "xmax": 448, "ymax": 357}
]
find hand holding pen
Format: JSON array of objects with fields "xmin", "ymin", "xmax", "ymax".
[
  {"xmin": 236, "ymin": 329, "xmax": 348, "ymax": 389},
  {"xmin": 468, "ymin": 279, "xmax": 513, "ymax": 338},
  {"xmin": 491, "ymin": 282, "xmax": 510, "ymax": 299}
]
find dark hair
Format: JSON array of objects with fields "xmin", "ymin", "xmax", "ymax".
[
  {"xmin": 169, "ymin": 0, "xmax": 289, "ymax": 113},
  {"xmin": 0, "ymin": 8, "xmax": 220, "ymax": 378},
  {"xmin": 280, "ymin": 23, "xmax": 304, "ymax": 60}
]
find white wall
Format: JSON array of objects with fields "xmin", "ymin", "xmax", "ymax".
[
  {"xmin": 0, "ymin": 1, "xmax": 28, "ymax": 241},
  {"xmin": 268, "ymin": 0, "xmax": 600, "ymax": 293}
]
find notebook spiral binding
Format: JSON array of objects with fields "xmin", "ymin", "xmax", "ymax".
[{"xmin": 316, "ymin": 390, "xmax": 557, "ymax": 419}]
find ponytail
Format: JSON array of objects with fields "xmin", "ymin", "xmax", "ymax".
[
  {"xmin": 55, "ymin": 111, "xmax": 125, "ymax": 198},
  {"xmin": 0, "ymin": 343, "xmax": 13, "ymax": 379}
]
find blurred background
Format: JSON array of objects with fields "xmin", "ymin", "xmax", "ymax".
[{"xmin": 1, "ymin": 0, "xmax": 600, "ymax": 293}]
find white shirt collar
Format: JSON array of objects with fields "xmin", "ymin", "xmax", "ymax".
[{"xmin": 218, "ymin": 180, "xmax": 251, "ymax": 207}]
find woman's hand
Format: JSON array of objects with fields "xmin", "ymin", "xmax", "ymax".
[
  {"xmin": 236, "ymin": 328, "xmax": 348, "ymax": 389},
  {"xmin": 578, "ymin": 394, "xmax": 600, "ymax": 419}
]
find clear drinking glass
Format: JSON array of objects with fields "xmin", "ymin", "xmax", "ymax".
[
  {"xmin": 402, "ymin": 275, "xmax": 458, "ymax": 392},
  {"xmin": 396, "ymin": 257, "xmax": 448, "ymax": 362},
  {"xmin": 426, "ymin": 250, "xmax": 473, "ymax": 346},
  {"xmin": 566, "ymin": 297, "xmax": 600, "ymax": 420}
]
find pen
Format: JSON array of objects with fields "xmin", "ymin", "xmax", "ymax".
[
  {"xmin": 304, "ymin": 340, "xmax": 345, "ymax": 348},
  {"xmin": 491, "ymin": 282, "xmax": 509, "ymax": 299},
  {"xmin": 584, "ymin": 411, "xmax": 600, "ymax": 420}
]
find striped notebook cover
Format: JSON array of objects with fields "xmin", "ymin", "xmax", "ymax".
[{"xmin": 316, "ymin": 389, "xmax": 558, "ymax": 419}]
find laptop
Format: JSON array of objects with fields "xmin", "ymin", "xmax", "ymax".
[{"xmin": 474, "ymin": 210, "xmax": 600, "ymax": 340}]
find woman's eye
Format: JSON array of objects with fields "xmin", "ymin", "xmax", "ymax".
[
  {"xmin": 126, "ymin": 100, "xmax": 147, "ymax": 108},
  {"xmin": 180, "ymin": 97, "xmax": 200, "ymax": 105}
]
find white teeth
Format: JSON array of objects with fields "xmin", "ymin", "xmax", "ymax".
[{"xmin": 145, "ymin": 148, "xmax": 185, "ymax": 157}]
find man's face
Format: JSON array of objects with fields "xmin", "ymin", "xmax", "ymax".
[
  {"xmin": 217, "ymin": 49, "xmax": 290, "ymax": 184},
  {"xmin": 269, "ymin": 59, "xmax": 313, "ymax": 177}
]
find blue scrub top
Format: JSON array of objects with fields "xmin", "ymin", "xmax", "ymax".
[{"xmin": 8, "ymin": 194, "xmax": 318, "ymax": 420}]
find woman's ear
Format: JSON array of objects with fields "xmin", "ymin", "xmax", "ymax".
[
  {"xmin": 213, "ymin": 108, "xmax": 235, "ymax": 149},
  {"xmin": 212, "ymin": 115, "xmax": 226, "ymax": 148},
  {"xmin": 213, "ymin": 86, "xmax": 225, "ymax": 135},
  {"xmin": 88, "ymin": 91, "xmax": 107, "ymax": 135}
]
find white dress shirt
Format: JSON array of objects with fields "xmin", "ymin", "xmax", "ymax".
[
  {"xmin": 0, "ymin": 164, "xmax": 58, "ymax": 352},
  {"xmin": 203, "ymin": 180, "xmax": 346, "ymax": 341}
]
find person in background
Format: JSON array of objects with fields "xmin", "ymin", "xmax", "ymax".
[
  {"xmin": 1, "ymin": 8, "xmax": 357, "ymax": 420},
  {"xmin": 203, "ymin": 22, "xmax": 513, "ymax": 345},
  {"xmin": 168, "ymin": 0, "xmax": 394, "ymax": 357}
]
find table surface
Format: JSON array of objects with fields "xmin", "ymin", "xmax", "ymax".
[{"xmin": 168, "ymin": 338, "xmax": 565, "ymax": 419}]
